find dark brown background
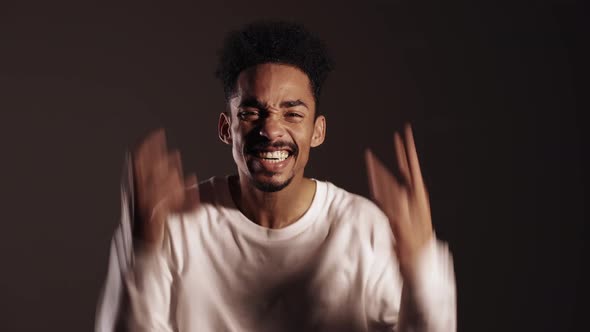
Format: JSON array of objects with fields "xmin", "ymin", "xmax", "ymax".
[{"xmin": 0, "ymin": 0, "xmax": 586, "ymax": 331}]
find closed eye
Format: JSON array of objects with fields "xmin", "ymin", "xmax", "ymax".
[
  {"xmin": 285, "ymin": 111, "xmax": 304, "ymax": 122},
  {"xmin": 238, "ymin": 109, "xmax": 260, "ymax": 120},
  {"xmin": 286, "ymin": 112, "xmax": 302, "ymax": 117}
]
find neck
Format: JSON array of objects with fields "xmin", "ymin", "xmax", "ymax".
[{"xmin": 229, "ymin": 174, "xmax": 316, "ymax": 229}]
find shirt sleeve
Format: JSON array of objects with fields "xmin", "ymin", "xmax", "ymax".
[
  {"xmin": 95, "ymin": 152, "xmax": 177, "ymax": 332},
  {"xmin": 125, "ymin": 235, "xmax": 176, "ymax": 332},
  {"xmin": 95, "ymin": 152, "xmax": 136, "ymax": 332},
  {"xmin": 364, "ymin": 217, "xmax": 456, "ymax": 332},
  {"xmin": 398, "ymin": 238, "xmax": 457, "ymax": 332}
]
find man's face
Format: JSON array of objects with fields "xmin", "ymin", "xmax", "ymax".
[{"xmin": 219, "ymin": 63, "xmax": 326, "ymax": 192}]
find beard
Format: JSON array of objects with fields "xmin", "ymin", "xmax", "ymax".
[{"xmin": 249, "ymin": 170, "xmax": 295, "ymax": 192}]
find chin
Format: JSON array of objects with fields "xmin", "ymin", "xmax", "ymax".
[{"xmin": 250, "ymin": 174, "xmax": 293, "ymax": 192}]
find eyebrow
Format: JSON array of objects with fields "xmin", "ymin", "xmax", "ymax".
[
  {"xmin": 238, "ymin": 98, "xmax": 309, "ymax": 110},
  {"xmin": 238, "ymin": 98, "xmax": 266, "ymax": 109},
  {"xmin": 281, "ymin": 99, "xmax": 309, "ymax": 109}
]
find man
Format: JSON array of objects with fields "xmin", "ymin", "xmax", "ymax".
[{"xmin": 96, "ymin": 21, "xmax": 456, "ymax": 331}]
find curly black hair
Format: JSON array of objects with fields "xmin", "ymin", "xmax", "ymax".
[{"xmin": 215, "ymin": 20, "xmax": 334, "ymax": 107}]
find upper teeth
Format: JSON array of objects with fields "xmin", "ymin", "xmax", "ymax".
[{"xmin": 258, "ymin": 150, "xmax": 289, "ymax": 160}]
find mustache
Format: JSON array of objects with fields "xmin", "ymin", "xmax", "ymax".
[{"xmin": 245, "ymin": 140, "xmax": 299, "ymax": 156}]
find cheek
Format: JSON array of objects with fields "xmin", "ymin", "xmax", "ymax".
[
  {"xmin": 230, "ymin": 122, "xmax": 244, "ymax": 146},
  {"xmin": 230, "ymin": 124, "xmax": 255, "ymax": 164},
  {"xmin": 233, "ymin": 138, "xmax": 245, "ymax": 157},
  {"xmin": 229, "ymin": 129, "xmax": 245, "ymax": 161},
  {"xmin": 293, "ymin": 130, "xmax": 314, "ymax": 160}
]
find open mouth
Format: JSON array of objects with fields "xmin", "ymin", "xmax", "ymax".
[
  {"xmin": 246, "ymin": 141, "xmax": 298, "ymax": 166},
  {"xmin": 255, "ymin": 150, "xmax": 291, "ymax": 163},
  {"xmin": 255, "ymin": 150, "xmax": 292, "ymax": 163}
]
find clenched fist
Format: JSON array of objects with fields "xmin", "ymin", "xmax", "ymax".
[{"xmin": 132, "ymin": 129, "xmax": 199, "ymax": 248}]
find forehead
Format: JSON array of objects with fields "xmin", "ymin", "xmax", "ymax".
[{"xmin": 233, "ymin": 63, "xmax": 314, "ymax": 103}]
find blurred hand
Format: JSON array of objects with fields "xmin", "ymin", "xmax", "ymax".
[
  {"xmin": 132, "ymin": 129, "xmax": 199, "ymax": 247},
  {"xmin": 365, "ymin": 124, "xmax": 434, "ymax": 283}
]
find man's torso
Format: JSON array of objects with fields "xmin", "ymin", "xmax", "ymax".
[{"xmin": 162, "ymin": 176, "xmax": 399, "ymax": 331}]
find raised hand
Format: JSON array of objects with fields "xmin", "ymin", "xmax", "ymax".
[
  {"xmin": 132, "ymin": 129, "xmax": 199, "ymax": 247},
  {"xmin": 365, "ymin": 124, "xmax": 434, "ymax": 283}
]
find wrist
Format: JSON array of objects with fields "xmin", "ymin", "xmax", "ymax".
[
  {"xmin": 399, "ymin": 236, "xmax": 435, "ymax": 288},
  {"xmin": 134, "ymin": 206, "xmax": 167, "ymax": 247}
]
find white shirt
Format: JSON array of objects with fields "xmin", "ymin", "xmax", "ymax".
[{"xmin": 96, "ymin": 166, "xmax": 456, "ymax": 332}]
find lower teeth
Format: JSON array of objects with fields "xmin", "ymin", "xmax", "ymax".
[{"xmin": 264, "ymin": 158, "xmax": 287, "ymax": 163}]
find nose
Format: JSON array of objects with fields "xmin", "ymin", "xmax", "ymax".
[{"xmin": 259, "ymin": 115, "xmax": 285, "ymax": 140}]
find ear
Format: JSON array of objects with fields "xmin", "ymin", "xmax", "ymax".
[
  {"xmin": 310, "ymin": 115, "xmax": 326, "ymax": 148},
  {"xmin": 218, "ymin": 112, "xmax": 232, "ymax": 145}
]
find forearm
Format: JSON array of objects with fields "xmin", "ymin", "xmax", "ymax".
[
  {"xmin": 96, "ymin": 152, "xmax": 175, "ymax": 332},
  {"xmin": 126, "ymin": 246, "xmax": 175, "ymax": 332}
]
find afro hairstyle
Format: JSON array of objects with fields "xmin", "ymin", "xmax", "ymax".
[{"xmin": 215, "ymin": 20, "xmax": 334, "ymax": 107}]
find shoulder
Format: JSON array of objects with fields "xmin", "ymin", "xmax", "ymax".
[
  {"xmin": 162, "ymin": 176, "xmax": 230, "ymax": 270},
  {"xmin": 318, "ymin": 181, "xmax": 397, "ymax": 272},
  {"xmin": 320, "ymin": 180, "xmax": 392, "ymax": 237},
  {"xmin": 322, "ymin": 181, "xmax": 386, "ymax": 220},
  {"xmin": 165, "ymin": 176, "xmax": 227, "ymax": 236}
]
